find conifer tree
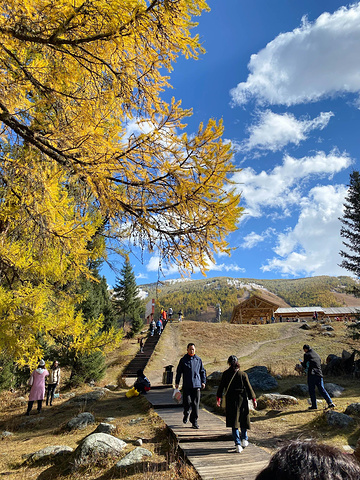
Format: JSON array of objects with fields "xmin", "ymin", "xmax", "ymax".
[
  {"xmin": 113, "ymin": 259, "xmax": 143, "ymax": 334},
  {"xmin": 340, "ymin": 171, "xmax": 360, "ymax": 297}
]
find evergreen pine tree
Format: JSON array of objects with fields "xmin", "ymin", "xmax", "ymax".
[
  {"xmin": 339, "ymin": 170, "xmax": 360, "ymax": 345},
  {"xmin": 339, "ymin": 170, "xmax": 360, "ymax": 297},
  {"xmin": 113, "ymin": 259, "xmax": 143, "ymax": 334}
]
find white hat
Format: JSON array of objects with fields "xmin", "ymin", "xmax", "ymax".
[{"xmin": 39, "ymin": 359, "xmax": 45, "ymax": 367}]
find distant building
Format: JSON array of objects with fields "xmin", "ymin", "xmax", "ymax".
[
  {"xmin": 231, "ymin": 294, "xmax": 360, "ymax": 324},
  {"xmin": 230, "ymin": 295, "xmax": 280, "ymax": 324}
]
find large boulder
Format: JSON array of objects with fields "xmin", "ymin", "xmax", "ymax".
[
  {"xmin": 66, "ymin": 412, "xmax": 95, "ymax": 431},
  {"xmin": 68, "ymin": 389, "xmax": 107, "ymax": 406},
  {"xmin": 345, "ymin": 403, "xmax": 360, "ymax": 416},
  {"xmin": 245, "ymin": 366, "xmax": 278, "ymax": 392},
  {"xmin": 325, "ymin": 410, "xmax": 354, "ymax": 428},
  {"xmin": 256, "ymin": 393, "xmax": 298, "ymax": 410},
  {"xmin": 115, "ymin": 447, "xmax": 152, "ymax": 469},
  {"xmin": 72, "ymin": 433, "xmax": 127, "ymax": 470},
  {"xmin": 324, "ymin": 383, "xmax": 344, "ymax": 397},
  {"xmin": 93, "ymin": 422, "xmax": 116, "ymax": 435},
  {"xmin": 283, "ymin": 384, "xmax": 308, "ymax": 397},
  {"xmin": 25, "ymin": 445, "xmax": 73, "ymax": 465}
]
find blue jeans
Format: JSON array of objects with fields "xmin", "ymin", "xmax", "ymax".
[
  {"xmin": 232, "ymin": 427, "xmax": 248, "ymax": 446},
  {"xmin": 308, "ymin": 375, "xmax": 332, "ymax": 408}
]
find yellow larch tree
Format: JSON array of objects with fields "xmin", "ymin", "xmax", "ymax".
[{"xmin": 0, "ymin": 0, "xmax": 243, "ymax": 366}]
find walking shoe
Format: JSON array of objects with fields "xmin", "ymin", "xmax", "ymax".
[
  {"xmin": 236, "ymin": 445, "xmax": 243, "ymax": 453},
  {"xmin": 241, "ymin": 439, "xmax": 249, "ymax": 448},
  {"xmin": 192, "ymin": 423, "xmax": 199, "ymax": 429},
  {"xmin": 326, "ymin": 403, "xmax": 336, "ymax": 409},
  {"xmin": 308, "ymin": 406, "xmax": 317, "ymax": 410},
  {"xmin": 183, "ymin": 413, "xmax": 189, "ymax": 424}
]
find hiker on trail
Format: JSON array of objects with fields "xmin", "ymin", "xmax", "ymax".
[
  {"xmin": 301, "ymin": 344, "xmax": 335, "ymax": 410},
  {"xmin": 168, "ymin": 307, "xmax": 173, "ymax": 322},
  {"xmin": 139, "ymin": 337, "xmax": 144, "ymax": 353},
  {"xmin": 175, "ymin": 343, "xmax": 206, "ymax": 429},
  {"xmin": 216, "ymin": 355, "xmax": 257, "ymax": 453},
  {"xmin": 255, "ymin": 440, "xmax": 360, "ymax": 480},
  {"xmin": 46, "ymin": 360, "xmax": 60, "ymax": 406},
  {"xmin": 134, "ymin": 369, "xmax": 151, "ymax": 394},
  {"xmin": 178, "ymin": 310, "xmax": 183, "ymax": 322},
  {"xmin": 156, "ymin": 317, "xmax": 163, "ymax": 335},
  {"xmin": 149, "ymin": 319, "xmax": 155, "ymax": 336},
  {"xmin": 26, "ymin": 359, "xmax": 49, "ymax": 415}
]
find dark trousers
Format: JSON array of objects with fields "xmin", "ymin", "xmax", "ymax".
[
  {"xmin": 308, "ymin": 375, "xmax": 332, "ymax": 407},
  {"xmin": 183, "ymin": 387, "xmax": 200, "ymax": 425},
  {"xmin": 46, "ymin": 383, "xmax": 57, "ymax": 406},
  {"xmin": 26, "ymin": 400, "xmax": 43, "ymax": 415}
]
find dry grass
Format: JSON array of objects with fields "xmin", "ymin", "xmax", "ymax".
[
  {"xmin": 146, "ymin": 320, "xmax": 360, "ymax": 454},
  {"xmin": 1, "ymin": 319, "xmax": 359, "ymax": 478}
]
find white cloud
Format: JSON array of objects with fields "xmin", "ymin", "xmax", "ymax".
[
  {"xmin": 261, "ymin": 184, "xmax": 348, "ymax": 276},
  {"xmin": 205, "ymin": 262, "xmax": 246, "ymax": 273},
  {"xmin": 242, "ymin": 111, "xmax": 333, "ymax": 152},
  {"xmin": 241, "ymin": 228, "xmax": 275, "ymax": 249},
  {"xmin": 231, "ymin": 3, "xmax": 360, "ymax": 106},
  {"xmin": 233, "ymin": 150, "xmax": 352, "ymax": 217}
]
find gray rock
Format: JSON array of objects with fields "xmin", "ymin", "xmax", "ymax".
[
  {"xmin": 61, "ymin": 392, "xmax": 76, "ymax": 399},
  {"xmin": 15, "ymin": 396, "xmax": 27, "ymax": 404},
  {"xmin": 1, "ymin": 431, "xmax": 13, "ymax": 438},
  {"xmin": 104, "ymin": 417, "xmax": 115, "ymax": 422},
  {"xmin": 283, "ymin": 384, "xmax": 309, "ymax": 397},
  {"xmin": 135, "ymin": 439, "xmax": 143, "ymax": 446},
  {"xmin": 345, "ymin": 403, "xmax": 360, "ymax": 416},
  {"xmin": 72, "ymin": 433, "xmax": 127, "ymax": 470},
  {"xmin": 299, "ymin": 323, "xmax": 310, "ymax": 330},
  {"xmin": 322, "ymin": 332, "xmax": 335, "ymax": 337},
  {"xmin": 66, "ymin": 412, "xmax": 95, "ymax": 431},
  {"xmin": 68, "ymin": 390, "xmax": 106, "ymax": 406},
  {"xmin": 93, "ymin": 422, "xmax": 116, "ymax": 434},
  {"xmin": 115, "ymin": 447, "xmax": 152, "ymax": 469},
  {"xmin": 26, "ymin": 445, "xmax": 73, "ymax": 464},
  {"xmin": 324, "ymin": 383, "xmax": 344, "ymax": 397},
  {"xmin": 104, "ymin": 384, "xmax": 117, "ymax": 391},
  {"xmin": 325, "ymin": 410, "xmax": 354, "ymax": 428},
  {"xmin": 129, "ymin": 417, "xmax": 144, "ymax": 425},
  {"xmin": 257, "ymin": 393, "xmax": 298, "ymax": 410},
  {"xmin": 245, "ymin": 366, "xmax": 278, "ymax": 391}
]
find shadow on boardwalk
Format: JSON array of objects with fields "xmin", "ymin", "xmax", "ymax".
[{"xmin": 147, "ymin": 387, "xmax": 271, "ymax": 480}]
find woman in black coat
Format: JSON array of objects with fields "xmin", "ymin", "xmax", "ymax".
[{"xmin": 216, "ymin": 355, "xmax": 257, "ymax": 453}]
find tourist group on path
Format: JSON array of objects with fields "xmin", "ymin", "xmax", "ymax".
[{"xmin": 174, "ymin": 342, "xmax": 337, "ymax": 455}]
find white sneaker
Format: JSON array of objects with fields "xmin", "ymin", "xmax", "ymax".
[
  {"xmin": 241, "ymin": 439, "xmax": 249, "ymax": 448},
  {"xmin": 236, "ymin": 444, "xmax": 243, "ymax": 453}
]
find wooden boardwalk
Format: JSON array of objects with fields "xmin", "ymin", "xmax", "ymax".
[{"xmin": 147, "ymin": 388, "xmax": 271, "ymax": 480}]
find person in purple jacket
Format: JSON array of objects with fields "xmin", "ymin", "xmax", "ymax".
[
  {"xmin": 175, "ymin": 343, "xmax": 206, "ymax": 429},
  {"xmin": 25, "ymin": 359, "xmax": 49, "ymax": 415}
]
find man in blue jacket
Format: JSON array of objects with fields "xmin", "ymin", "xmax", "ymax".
[{"xmin": 175, "ymin": 343, "xmax": 206, "ymax": 429}]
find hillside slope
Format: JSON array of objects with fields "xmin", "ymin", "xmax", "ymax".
[{"xmin": 140, "ymin": 276, "xmax": 360, "ymax": 322}]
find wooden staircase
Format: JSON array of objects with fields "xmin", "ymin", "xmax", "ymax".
[{"xmin": 122, "ymin": 329, "xmax": 164, "ymax": 378}]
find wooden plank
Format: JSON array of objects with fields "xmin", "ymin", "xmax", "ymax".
[
  {"xmin": 180, "ymin": 441, "xmax": 270, "ymax": 480},
  {"xmin": 147, "ymin": 386, "xmax": 271, "ymax": 479}
]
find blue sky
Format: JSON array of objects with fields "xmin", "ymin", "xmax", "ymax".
[{"xmin": 102, "ymin": 0, "xmax": 360, "ymax": 287}]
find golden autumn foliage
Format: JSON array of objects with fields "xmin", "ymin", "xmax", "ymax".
[{"xmin": 0, "ymin": 0, "xmax": 243, "ymax": 366}]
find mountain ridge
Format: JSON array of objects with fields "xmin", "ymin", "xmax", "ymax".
[{"xmin": 139, "ymin": 275, "xmax": 360, "ymax": 323}]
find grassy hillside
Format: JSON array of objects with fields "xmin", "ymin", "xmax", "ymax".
[{"xmin": 140, "ymin": 276, "xmax": 360, "ymax": 322}]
